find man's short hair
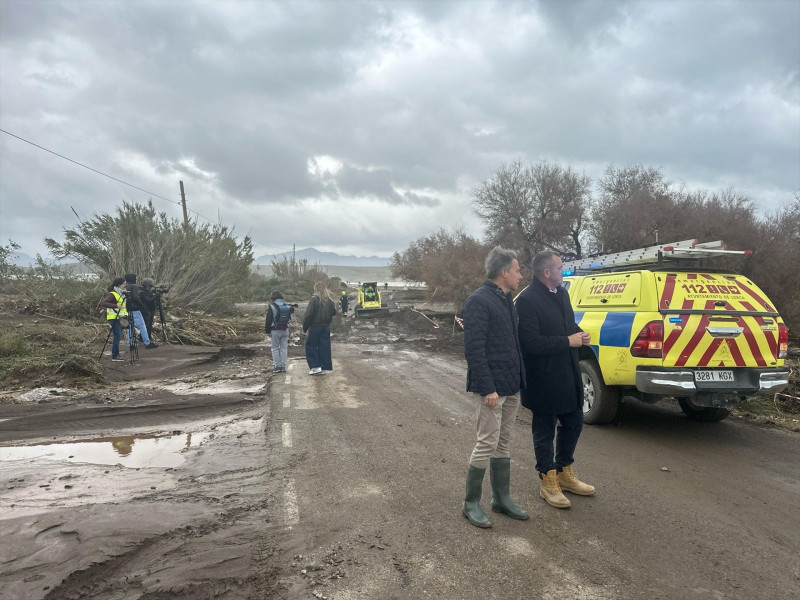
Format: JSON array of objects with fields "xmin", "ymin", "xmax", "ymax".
[
  {"xmin": 485, "ymin": 246, "xmax": 517, "ymax": 280},
  {"xmin": 531, "ymin": 251, "xmax": 558, "ymax": 277},
  {"xmin": 270, "ymin": 291, "xmax": 283, "ymax": 301}
]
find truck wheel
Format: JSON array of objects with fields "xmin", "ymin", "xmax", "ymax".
[
  {"xmin": 677, "ymin": 397, "xmax": 730, "ymax": 422},
  {"xmin": 580, "ymin": 360, "xmax": 619, "ymax": 425}
]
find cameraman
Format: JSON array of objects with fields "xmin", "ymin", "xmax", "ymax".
[
  {"xmin": 124, "ymin": 273, "xmax": 159, "ymax": 349},
  {"xmin": 265, "ymin": 291, "xmax": 295, "ymax": 373},
  {"xmin": 139, "ymin": 278, "xmax": 158, "ymax": 338}
]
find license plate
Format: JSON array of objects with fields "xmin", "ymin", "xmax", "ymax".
[{"xmin": 694, "ymin": 370, "xmax": 735, "ymax": 382}]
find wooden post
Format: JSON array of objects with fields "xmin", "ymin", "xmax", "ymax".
[{"xmin": 179, "ymin": 181, "xmax": 189, "ymax": 226}]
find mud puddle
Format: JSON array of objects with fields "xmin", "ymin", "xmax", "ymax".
[{"xmin": 0, "ymin": 431, "xmax": 211, "ymax": 468}]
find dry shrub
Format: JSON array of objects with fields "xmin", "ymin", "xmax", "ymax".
[
  {"xmin": 162, "ymin": 307, "xmax": 263, "ymax": 347},
  {"xmin": 55, "ymin": 355, "xmax": 107, "ymax": 384},
  {"xmin": 45, "ymin": 200, "xmax": 254, "ymax": 313},
  {"xmin": 391, "ymin": 228, "xmax": 489, "ymax": 307}
]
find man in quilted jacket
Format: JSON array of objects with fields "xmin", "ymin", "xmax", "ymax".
[{"xmin": 460, "ymin": 246, "xmax": 528, "ymax": 528}]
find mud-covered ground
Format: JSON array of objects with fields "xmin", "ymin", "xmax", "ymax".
[{"xmin": 1, "ymin": 293, "xmax": 798, "ymax": 600}]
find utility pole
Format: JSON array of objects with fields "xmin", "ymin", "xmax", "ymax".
[
  {"xmin": 292, "ymin": 243, "xmax": 296, "ymax": 277},
  {"xmin": 179, "ymin": 181, "xmax": 189, "ymax": 226}
]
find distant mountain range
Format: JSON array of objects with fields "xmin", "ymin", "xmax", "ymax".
[
  {"xmin": 7, "ymin": 247, "xmax": 391, "ymax": 269},
  {"xmin": 255, "ymin": 247, "xmax": 391, "ymax": 267},
  {"xmin": 9, "ymin": 252, "xmax": 36, "ymax": 267},
  {"xmin": 8, "ymin": 251, "xmax": 77, "ymax": 267}
]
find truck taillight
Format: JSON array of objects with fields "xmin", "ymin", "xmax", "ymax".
[
  {"xmin": 631, "ymin": 321, "xmax": 663, "ymax": 358},
  {"xmin": 778, "ymin": 323, "xmax": 789, "ymax": 359}
]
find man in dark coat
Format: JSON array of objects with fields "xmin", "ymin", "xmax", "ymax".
[
  {"xmin": 516, "ymin": 251, "xmax": 595, "ymax": 509},
  {"xmin": 124, "ymin": 273, "xmax": 158, "ymax": 349},
  {"xmin": 460, "ymin": 246, "xmax": 528, "ymax": 528}
]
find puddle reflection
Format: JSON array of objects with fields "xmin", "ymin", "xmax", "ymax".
[{"xmin": 0, "ymin": 431, "xmax": 210, "ymax": 468}]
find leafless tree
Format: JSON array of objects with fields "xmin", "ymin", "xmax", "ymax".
[
  {"xmin": 589, "ymin": 165, "xmax": 677, "ymax": 252},
  {"xmin": 472, "ymin": 161, "xmax": 590, "ymax": 267}
]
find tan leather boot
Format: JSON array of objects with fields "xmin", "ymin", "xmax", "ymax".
[
  {"xmin": 557, "ymin": 464, "xmax": 595, "ymax": 496},
  {"xmin": 539, "ymin": 469, "xmax": 570, "ymax": 508}
]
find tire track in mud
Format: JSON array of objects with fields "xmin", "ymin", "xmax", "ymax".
[{"xmin": 0, "ymin": 395, "xmax": 259, "ymax": 443}]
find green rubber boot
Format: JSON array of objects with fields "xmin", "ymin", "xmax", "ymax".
[
  {"xmin": 490, "ymin": 457, "xmax": 530, "ymax": 520},
  {"xmin": 462, "ymin": 466, "xmax": 492, "ymax": 528}
]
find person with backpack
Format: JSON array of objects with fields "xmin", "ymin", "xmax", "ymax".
[
  {"xmin": 266, "ymin": 291, "xmax": 294, "ymax": 373},
  {"xmin": 302, "ymin": 281, "xmax": 337, "ymax": 375}
]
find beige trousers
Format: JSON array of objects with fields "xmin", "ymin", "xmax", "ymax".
[{"xmin": 468, "ymin": 393, "xmax": 521, "ymax": 469}]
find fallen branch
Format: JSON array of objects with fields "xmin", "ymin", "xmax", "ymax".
[{"xmin": 411, "ymin": 308, "xmax": 440, "ymax": 329}]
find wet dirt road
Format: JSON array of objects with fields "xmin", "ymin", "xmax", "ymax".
[{"xmin": 1, "ymin": 337, "xmax": 798, "ymax": 599}]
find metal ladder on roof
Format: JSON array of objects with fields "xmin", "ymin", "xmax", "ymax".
[{"xmin": 562, "ymin": 240, "xmax": 752, "ymax": 274}]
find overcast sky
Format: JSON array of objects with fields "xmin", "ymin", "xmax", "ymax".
[{"xmin": 1, "ymin": 0, "xmax": 798, "ymax": 260}]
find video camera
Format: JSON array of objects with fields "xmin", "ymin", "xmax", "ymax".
[{"xmin": 154, "ymin": 285, "xmax": 170, "ymax": 295}]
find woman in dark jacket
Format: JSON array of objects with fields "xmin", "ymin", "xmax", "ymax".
[{"xmin": 303, "ymin": 281, "xmax": 336, "ymax": 375}]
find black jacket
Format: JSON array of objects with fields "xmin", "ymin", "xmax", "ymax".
[
  {"xmin": 516, "ymin": 278, "xmax": 583, "ymax": 414},
  {"xmin": 302, "ymin": 296, "xmax": 336, "ymax": 332},
  {"xmin": 462, "ymin": 280, "xmax": 526, "ymax": 397},
  {"xmin": 125, "ymin": 284, "xmax": 144, "ymax": 311}
]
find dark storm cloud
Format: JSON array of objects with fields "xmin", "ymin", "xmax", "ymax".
[{"xmin": 0, "ymin": 0, "xmax": 797, "ymax": 259}]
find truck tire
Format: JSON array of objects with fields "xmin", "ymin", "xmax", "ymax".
[
  {"xmin": 677, "ymin": 397, "xmax": 730, "ymax": 422},
  {"xmin": 580, "ymin": 360, "xmax": 619, "ymax": 424}
]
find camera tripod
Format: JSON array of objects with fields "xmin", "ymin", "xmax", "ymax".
[
  {"xmin": 145, "ymin": 295, "xmax": 168, "ymax": 342},
  {"xmin": 126, "ymin": 319, "xmax": 139, "ymax": 363}
]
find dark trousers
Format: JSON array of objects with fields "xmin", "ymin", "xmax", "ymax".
[
  {"xmin": 305, "ymin": 326, "xmax": 332, "ymax": 370},
  {"xmin": 532, "ymin": 408, "xmax": 584, "ymax": 474},
  {"xmin": 110, "ymin": 319, "xmax": 122, "ymax": 358}
]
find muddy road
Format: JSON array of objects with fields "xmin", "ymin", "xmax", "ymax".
[{"xmin": 0, "ymin": 312, "xmax": 798, "ymax": 600}]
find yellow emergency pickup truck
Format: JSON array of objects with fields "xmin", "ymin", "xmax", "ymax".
[{"xmin": 561, "ymin": 240, "xmax": 790, "ymax": 423}]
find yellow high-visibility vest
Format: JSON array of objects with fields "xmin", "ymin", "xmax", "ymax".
[{"xmin": 107, "ymin": 291, "xmax": 128, "ymax": 320}]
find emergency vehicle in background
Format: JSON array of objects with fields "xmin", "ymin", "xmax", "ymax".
[
  {"xmin": 561, "ymin": 240, "xmax": 790, "ymax": 423},
  {"xmin": 355, "ymin": 282, "xmax": 388, "ymax": 317}
]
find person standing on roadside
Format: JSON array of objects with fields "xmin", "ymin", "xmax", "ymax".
[
  {"xmin": 516, "ymin": 251, "xmax": 594, "ymax": 510},
  {"xmin": 124, "ymin": 274, "xmax": 158, "ymax": 349},
  {"xmin": 266, "ymin": 291, "xmax": 294, "ymax": 373},
  {"xmin": 302, "ymin": 281, "xmax": 336, "ymax": 375},
  {"xmin": 139, "ymin": 278, "xmax": 158, "ymax": 339},
  {"xmin": 99, "ymin": 277, "xmax": 128, "ymax": 362},
  {"xmin": 340, "ymin": 290, "xmax": 349, "ymax": 318},
  {"xmin": 461, "ymin": 246, "xmax": 528, "ymax": 528}
]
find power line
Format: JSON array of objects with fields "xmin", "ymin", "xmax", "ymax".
[
  {"xmin": 0, "ymin": 128, "xmax": 181, "ymax": 206},
  {"xmin": 0, "ymin": 127, "xmax": 282, "ymax": 249}
]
